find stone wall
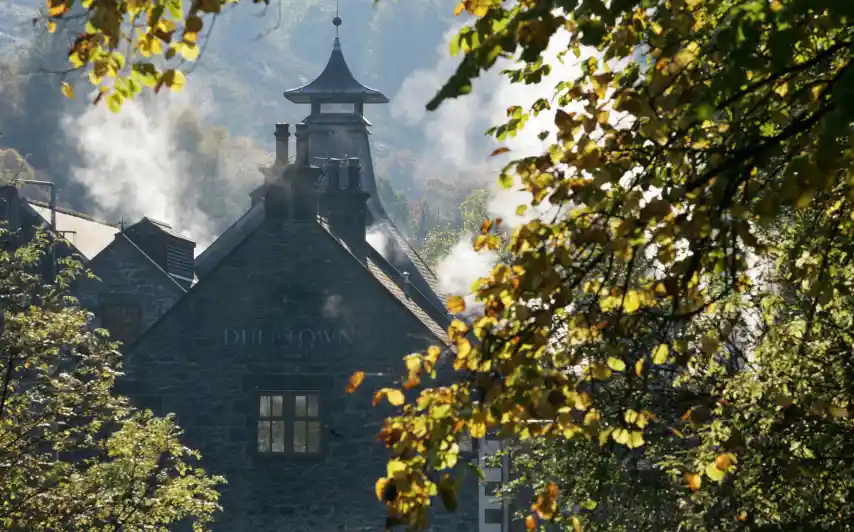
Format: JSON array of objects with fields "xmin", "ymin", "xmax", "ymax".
[
  {"xmin": 124, "ymin": 218, "xmax": 478, "ymax": 532},
  {"xmin": 73, "ymin": 235, "xmax": 185, "ymax": 344}
]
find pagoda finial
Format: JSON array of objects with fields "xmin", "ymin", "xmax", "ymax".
[{"xmin": 333, "ymin": 0, "xmax": 341, "ymax": 37}]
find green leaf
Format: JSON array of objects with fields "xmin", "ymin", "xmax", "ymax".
[
  {"xmin": 607, "ymin": 357, "xmax": 626, "ymax": 371},
  {"xmin": 652, "ymin": 344, "xmax": 669, "ymax": 365}
]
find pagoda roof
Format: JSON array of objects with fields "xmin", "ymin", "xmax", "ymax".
[{"xmin": 283, "ymin": 37, "xmax": 389, "ymax": 105}]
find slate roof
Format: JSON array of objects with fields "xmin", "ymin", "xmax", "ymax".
[
  {"xmin": 87, "ymin": 233, "xmax": 188, "ymax": 294},
  {"xmin": 194, "ymin": 202, "xmax": 264, "ymax": 278},
  {"xmin": 317, "ymin": 220, "xmax": 450, "ymax": 345},
  {"xmin": 283, "ymin": 37, "xmax": 389, "ymax": 104},
  {"xmin": 25, "ymin": 200, "xmax": 119, "ymax": 260},
  {"xmin": 130, "ymin": 216, "xmax": 195, "ymax": 243}
]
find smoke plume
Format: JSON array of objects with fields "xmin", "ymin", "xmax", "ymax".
[
  {"xmin": 60, "ymin": 84, "xmax": 270, "ymax": 251},
  {"xmin": 392, "ymin": 25, "xmax": 598, "ymax": 297}
]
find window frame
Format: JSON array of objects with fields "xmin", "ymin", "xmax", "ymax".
[
  {"xmin": 100, "ymin": 302, "xmax": 142, "ymax": 344},
  {"xmin": 253, "ymin": 390, "xmax": 325, "ymax": 459}
]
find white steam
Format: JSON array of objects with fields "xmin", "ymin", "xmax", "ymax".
[
  {"xmin": 366, "ymin": 226, "xmax": 389, "ymax": 258},
  {"xmin": 61, "ymin": 83, "xmax": 269, "ymax": 252},
  {"xmin": 393, "ymin": 25, "xmax": 602, "ymax": 297}
]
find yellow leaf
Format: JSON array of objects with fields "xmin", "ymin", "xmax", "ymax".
[
  {"xmin": 623, "ymin": 290, "xmax": 641, "ymax": 313},
  {"xmin": 607, "ymin": 357, "xmax": 626, "ymax": 372},
  {"xmin": 373, "ymin": 388, "xmax": 405, "ymax": 407},
  {"xmin": 572, "ymin": 516, "xmax": 582, "ymax": 532},
  {"xmin": 447, "ymin": 295, "xmax": 466, "ymax": 314},
  {"xmin": 387, "ymin": 459, "xmax": 406, "ymax": 478},
  {"xmin": 627, "ymin": 431, "xmax": 644, "ymax": 449},
  {"xmin": 161, "ymin": 68, "xmax": 186, "ymax": 92},
  {"xmin": 685, "ymin": 472, "xmax": 702, "ymax": 491},
  {"xmin": 612, "ymin": 428, "xmax": 630, "ymax": 445},
  {"xmin": 453, "ymin": 1, "xmax": 465, "ymax": 16},
  {"xmin": 60, "ymin": 81, "xmax": 74, "ymax": 99},
  {"xmin": 705, "ymin": 462, "xmax": 726, "ymax": 482},
  {"xmin": 181, "ymin": 42, "xmax": 200, "ymax": 61},
  {"xmin": 375, "ymin": 477, "xmax": 389, "ymax": 501},
  {"xmin": 525, "ymin": 515, "xmax": 536, "ymax": 530},
  {"xmin": 346, "ymin": 371, "xmax": 364, "ymax": 393},
  {"xmin": 47, "ymin": 20, "xmax": 57, "ymax": 33},
  {"xmin": 635, "ymin": 357, "xmax": 645, "ymax": 376},
  {"xmin": 652, "ymin": 344, "xmax": 669, "ymax": 365}
]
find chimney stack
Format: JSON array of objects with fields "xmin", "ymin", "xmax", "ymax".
[
  {"xmin": 327, "ymin": 158, "xmax": 342, "ymax": 190},
  {"xmin": 274, "ymin": 123, "xmax": 290, "ymax": 166},
  {"xmin": 295, "ymin": 123, "xmax": 310, "ymax": 166},
  {"xmin": 347, "ymin": 157, "xmax": 361, "ymax": 189}
]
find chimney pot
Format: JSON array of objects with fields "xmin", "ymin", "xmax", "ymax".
[
  {"xmin": 274, "ymin": 123, "xmax": 290, "ymax": 166},
  {"xmin": 347, "ymin": 157, "xmax": 361, "ymax": 189},
  {"xmin": 295, "ymin": 123, "xmax": 310, "ymax": 166},
  {"xmin": 327, "ymin": 158, "xmax": 342, "ymax": 190}
]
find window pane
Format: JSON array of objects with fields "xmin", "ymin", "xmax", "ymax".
[
  {"xmin": 295, "ymin": 395, "xmax": 307, "ymax": 417},
  {"xmin": 271, "ymin": 395, "xmax": 283, "ymax": 418},
  {"xmin": 307, "ymin": 421, "xmax": 321, "ymax": 453},
  {"xmin": 272, "ymin": 421, "xmax": 285, "ymax": 453},
  {"xmin": 257, "ymin": 421, "xmax": 271, "ymax": 452},
  {"xmin": 293, "ymin": 420, "xmax": 307, "ymax": 453},
  {"xmin": 259, "ymin": 396, "xmax": 270, "ymax": 417},
  {"xmin": 307, "ymin": 395, "xmax": 319, "ymax": 418}
]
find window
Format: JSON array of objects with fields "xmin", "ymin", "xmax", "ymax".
[
  {"xmin": 484, "ymin": 509, "xmax": 504, "ymax": 524},
  {"xmin": 102, "ymin": 305, "xmax": 141, "ymax": 344},
  {"xmin": 257, "ymin": 392, "xmax": 322, "ymax": 455},
  {"xmin": 320, "ymin": 102, "xmax": 355, "ymax": 114}
]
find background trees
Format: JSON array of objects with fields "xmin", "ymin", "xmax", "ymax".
[{"xmin": 0, "ymin": 229, "xmax": 223, "ymax": 530}]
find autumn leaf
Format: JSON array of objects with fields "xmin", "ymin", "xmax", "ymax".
[
  {"xmin": 489, "ymin": 147, "xmax": 511, "ymax": 158},
  {"xmin": 525, "ymin": 515, "xmax": 536, "ymax": 530},
  {"xmin": 447, "ymin": 295, "xmax": 466, "ymax": 314},
  {"xmin": 685, "ymin": 472, "xmax": 702, "ymax": 492},
  {"xmin": 652, "ymin": 344, "xmax": 669, "ymax": 365},
  {"xmin": 373, "ymin": 388, "xmax": 406, "ymax": 407},
  {"xmin": 60, "ymin": 81, "xmax": 74, "ymax": 99},
  {"xmin": 346, "ymin": 371, "xmax": 364, "ymax": 393}
]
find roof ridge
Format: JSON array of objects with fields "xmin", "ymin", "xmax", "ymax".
[{"xmin": 26, "ymin": 199, "xmax": 120, "ymax": 228}]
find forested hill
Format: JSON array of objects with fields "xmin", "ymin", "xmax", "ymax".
[{"xmin": 0, "ymin": 0, "xmax": 493, "ymax": 249}]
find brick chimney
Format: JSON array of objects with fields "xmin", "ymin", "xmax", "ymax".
[
  {"xmin": 323, "ymin": 157, "xmax": 369, "ymax": 244},
  {"xmin": 295, "ymin": 122, "xmax": 310, "ymax": 166},
  {"xmin": 274, "ymin": 123, "xmax": 290, "ymax": 168},
  {"xmin": 265, "ymin": 124, "xmax": 321, "ymax": 221}
]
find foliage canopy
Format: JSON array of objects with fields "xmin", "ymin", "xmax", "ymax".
[
  {"xmin": 357, "ymin": 0, "xmax": 854, "ymax": 530},
  {"xmin": 0, "ymin": 229, "xmax": 223, "ymax": 530}
]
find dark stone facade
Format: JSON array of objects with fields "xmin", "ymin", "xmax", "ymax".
[
  {"xmin": 73, "ymin": 234, "xmax": 187, "ymax": 344},
  {"xmin": 122, "ymin": 219, "xmax": 478, "ymax": 531}
]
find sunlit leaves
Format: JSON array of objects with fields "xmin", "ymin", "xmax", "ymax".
[
  {"xmin": 43, "ymin": 0, "xmax": 235, "ymax": 110},
  {"xmin": 375, "ymin": 0, "xmax": 854, "ymax": 528},
  {"xmin": 0, "ymin": 230, "xmax": 223, "ymax": 529}
]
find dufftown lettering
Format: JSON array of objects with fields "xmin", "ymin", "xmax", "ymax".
[{"xmin": 223, "ymin": 327, "xmax": 355, "ymax": 347}]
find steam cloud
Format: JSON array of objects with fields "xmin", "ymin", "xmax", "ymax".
[
  {"xmin": 392, "ymin": 25, "xmax": 597, "ymax": 297},
  {"xmin": 61, "ymin": 83, "xmax": 270, "ymax": 252}
]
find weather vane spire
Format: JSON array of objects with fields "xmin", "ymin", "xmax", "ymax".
[{"xmin": 333, "ymin": 0, "xmax": 341, "ymax": 37}]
